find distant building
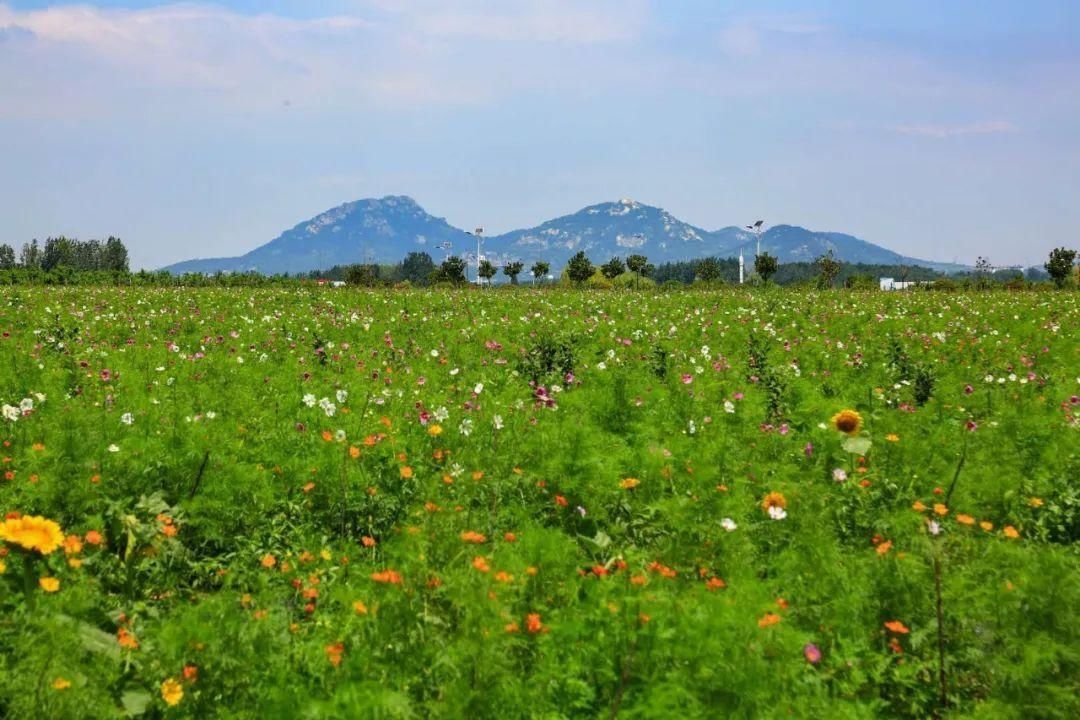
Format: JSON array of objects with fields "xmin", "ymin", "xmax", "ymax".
[{"xmin": 879, "ymin": 277, "xmax": 928, "ymax": 291}]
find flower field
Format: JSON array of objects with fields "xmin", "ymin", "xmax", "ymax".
[{"xmin": 1, "ymin": 286, "xmax": 1079, "ymax": 718}]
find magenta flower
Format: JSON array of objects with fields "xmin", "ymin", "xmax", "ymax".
[{"xmin": 804, "ymin": 644, "xmax": 822, "ymax": 664}]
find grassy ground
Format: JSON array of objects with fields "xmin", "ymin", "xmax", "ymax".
[{"xmin": 1, "ymin": 286, "xmax": 1078, "ymax": 718}]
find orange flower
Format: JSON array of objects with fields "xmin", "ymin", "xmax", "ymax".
[
  {"xmin": 471, "ymin": 556, "xmax": 491, "ymax": 573},
  {"xmin": 912, "ymin": 500, "xmax": 927, "ymax": 512},
  {"xmin": 705, "ymin": 577, "xmax": 726, "ymax": 591},
  {"xmin": 884, "ymin": 620, "xmax": 909, "ymax": 634},
  {"xmin": 956, "ymin": 514, "xmax": 975, "ymax": 526},
  {"xmin": 554, "ymin": 495, "xmax": 568, "ymax": 507},
  {"xmin": 63, "ymin": 535, "xmax": 84, "ymax": 555},
  {"xmin": 933, "ymin": 503, "xmax": 949, "ymax": 516},
  {"xmin": 979, "ymin": 520, "xmax": 994, "ymax": 531},
  {"xmin": 325, "ymin": 642, "xmax": 344, "ymax": 667},
  {"xmin": 460, "ymin": 531, "xmax": 487, "ymax": 544},
  {"xmin": 1003, "ymin": 525, "xmax": 1020, "ymax": 539},
  {"xmin": 353, "ymin": 600, "xmax": 368, "ymax": 615},
  {"xmin": 620, "ymin": 477, "xmax": 640, "ymax": 490},
  {"xmin": 260, "ymin": 554, "xmax": 277, "ymax": 568},
  {"xmin": 370, "ymin": 569, "xmax": 403, "ymax": 584},
  {"xmin": 504, "ymin": 622, "xmax": 520, "ymax": 633},
  {"xmin": 525, "ymin": 613, "xmax": 545, "ymax": 634},
  {"xmin": 39, "ymin": 576, "xmax": 60, "ymax": 592},
  {"xmin": 494, "ymin": 571, "xmax": 513, "ymax": 583},
  {"xmin": 84, "ymin": 530, "xmax": 103, "ymax": 545},
  {"xmin": 758, "ymin": 613, "xmax": 782, "ymax": 628},
  {"xmin": 760, "ymin": 491, "xmax": 787, "ymax": 512},
  {"xmin": 349, "ymin": 446, "xmax": 360, "ymax": 459},
  {"xmin": 503, "ymin": 532, "xmax": 517, "ymax": 542},
  {"xmin": 117, "ymin": 627, "xmax": 139, "ymax": 649},
  {"xmin": 400, "ymin": 466, "xmax": 413, "ymax": 479},
  {"xmin": 876, "ymin": 540, "xmax": 893, "ymax": 556},
  {"xmin": 321, "ymin": 430, "xmax": 333, "ymax": 442}
]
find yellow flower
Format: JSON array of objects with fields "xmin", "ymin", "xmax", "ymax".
[
  {"xmin": 1029, "ymin": 497, "xmax": 1044, "ymax": 508},
  {"xmin": 885, "ymin": 434, "xmax": 900, "ymax": 442},
  {"xmin": 620, "ymin": 477, "xmax": 641, "ymax": 490},
  {"xmin": 161, "ymin": 678, "xmax": 183, "ymax": 706},
  {"xmin": 933, "ymin": 503, "xmax": 949, "ymax": 516},
  {"xmin": 427, "ymin": 424, "xmax": 443, "ymax": 436},
  {"xmin": 956, "ymin": 514, "xmax": 975, "ymax": 525},
  {"xmin": 52, "ymin": 678, "xmax": 72, "ymax": 691},
  {"xmin": 979, "ymin": 520, "xmax": 994, "ymax": 531},
  {"xmin": 830, "ymin": 409, "xmax": 863, "ymax": 436},
  {"xmin": 0, "ymin": 515, "xmax": 65, "ymax": 554},
  {"xmin": 353, "ymin": 600, "xmax": 368, "ymax": 615},
  {"xmin": 912, "ymin": 500, "xmax": 927, "ymax": 512},
  {"xmin": 1003, "ymin": 525, "xmax": 1020, "ymax": 539},
  {"xmin": 39, "ymin": 577, "xmax": 60, "ymax": 592}
]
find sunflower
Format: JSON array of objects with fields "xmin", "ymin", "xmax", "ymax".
[
  {"xmin": 0, "ymin": 515, "xmax": 64, "ymax": 554},
  {"xmin": 831, "ymin": 409, "xmax": 863, "ymax": 436}
]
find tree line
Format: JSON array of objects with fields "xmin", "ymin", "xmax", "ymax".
[{"xmin": 0, "ymin": 237, "xmax": 129, "ymax": 279}]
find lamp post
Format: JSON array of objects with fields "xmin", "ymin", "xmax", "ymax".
[
  {"xmin": 743, "ymin": 220, "xmax": 764, "ymax": 281},
  {"xmin": 474, "ymin": 227, "xmax": 484, "ymax": 285}
]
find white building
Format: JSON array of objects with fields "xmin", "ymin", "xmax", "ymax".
[{"xmin": 879, "ymin": 277, "xmax": 926, "ymax": 291}]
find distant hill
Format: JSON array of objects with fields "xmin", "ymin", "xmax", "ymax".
[{"xmin": 160, "ymin": 196, "xmax": 965, "ymax": 274}]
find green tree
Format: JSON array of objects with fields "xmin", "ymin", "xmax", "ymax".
[
  {"xmin": 566, "ymin": 252, "xmax": 595, "ymax": 284},
  {"xmin": 754, "ymin": 252, "xmax": 779, "ymax": 284},
  {"xmin": 600, "ymin": 256, "xmax": 626, "ymax": 279},
  {"xmin": 0, "ymin": 244, "xmax": 14, "ymax": 270},
  {"xmin": 696, "ymin": 257, "xmax": 722, "ymax": 282},
  {"xmin": 103, "ymin": 237, "xmax": 130, "ymax": 273},
  {"xmin": 344, "ymin": 264, "xmax": 381, "ymax": 287},
  {"xmin": 626, "ymin": 254, "xmax": 648, "ymax": 275},
  {"xmin": 1045, "ymin": 247, "xmax": 1077, "ymax": 288},
  {"xmin": 815, "ymin": 250, "xmax": 841, "ymax": 289},
  {"xmin": 438, "ymin": 256, "xmax": 467, "ymax": 284},
  {"xmin": 400, "ymin": 252, "xmax": 435, "ymax": 285},
  {"xmin": 19, "ymin": 240, "xmax": 41, "ymax": 269},
  {"xmin": 502, "ymin": 261, "xmax": 524, "ymax": 285},
  {"xmin": 531, "ymin": 261, "xmax": 550, "ymax": 284},
  {"xmin": 478, "ymin": 259, "xmax": 497, "ymax": 285}
]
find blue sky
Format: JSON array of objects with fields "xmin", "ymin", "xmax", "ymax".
[{"xmin": 2, "ymin": 1, "xmax": 1078, "ymax": 269}]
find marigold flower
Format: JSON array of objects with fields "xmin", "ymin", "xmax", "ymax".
[
  {"xmin": 884, "ymin": 620, "xmax": 909, "ymax": 634},
  {"xmin": 1003, "ymin": 525, "xmax": 1020, "ymax": 539},
  {"xmin": 933, "ymin": 503, "xmax": 949, "ymax": 516},
  {"xmin": 400, "ymin": 466, "xmax": 413, "ymax": 479},
  {"xmin": 620, "ymin": 477, "xmax": 640, "ymax": 490},
  {"xmin": 427, "ymin": 424, "xmax": 442, "ymax": 436},
  {"xmin": 758, "ymin": 613, "xmax": 782, "ymax": 628},
  {"xmin": 353, "ymin": 600, "xmax": 368, "ymax": 615},
  {"xmin": 830, "ymin": 409, "xmax": 863, "ymax": 436},
  {"xmin": 705, "ymin": 577, "xmax": 726, "ymax": 591},
  {"xmin": 885, "ymin": 434, "xmax": 900, "ymax": 442},
  {"xmin": 63, "ymin": 535, "xmax": 83, "ymax": 555},
  {"xmin": 471, "ymin": 556, "xmax": 490, "ymax": 573},
  {"xmin": 979, "ymin": 520, "xmax": 994, "ymax": 531},
  {"xmin": 554, "ymin": 495, "xmax": 568, "ymax": 507},
  {"xmin": 325, "ymin": 643, "xmax": 344, "ymax": 667},
  {"xmin": 52, "ymin": 678, "xmax": 72, "ymax": 691},
  {"xmin": 876, "ymin": 540, "xmax": 893, "ymax": 556},
  {"xmin": 460, "ymin": 531, "xmax": 487, "ymax": 544},
  {"xmin": 161, "ymin": 678, "xmax": 183, "ymax": 706},
  {"xmin": 117, "ymin": 627, "xmax": 139, "ymax": 649},
  {"xmin": 525, "ymin": 613, "xmax": 545, "ymax": 634},
  {"xmin": 956, "ymin": 514, "xmax": 975, "ymax": 526},
  {"xmin": 0, "ymin": 515, "xmax": 64, "ymax": 554},
  {"xmin": 39, "ymin": 576, "xmax": 60, "ymax": 592},
  {"xmin": 349, "ymin": 446, "xmax": 361, "ymax": 459},
  {"xmin": 260, "ymin": 554, "xmax": 277, "ymax": 568}
]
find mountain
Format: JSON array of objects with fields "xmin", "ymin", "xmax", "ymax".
[
  {"xmin": 161, "ymin": 196, "xmax": 471, "ymax": 275},
  {"xmin": 160, "ymin": 195, "xmax": 964, "ymax": 274}
]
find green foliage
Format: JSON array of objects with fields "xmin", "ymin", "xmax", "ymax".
[
  {"xmin": 754, "ymin": 252, "xmax": 779, "ymax": 283},
  {"xmin": 1045, "ymin": 247, "xmax": 1078, "ymax": 289},
  {"xmin": 566, "ymin": 251, "xmax": 594, "ymax": 284},
  {"xmin": 0, "ymin": 287, "xmax": 1078, "ymax": 718}
]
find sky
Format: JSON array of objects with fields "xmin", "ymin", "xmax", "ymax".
[{"xmin": 1, "ymin": 1, "xmax": 1078, "ymax": 269}]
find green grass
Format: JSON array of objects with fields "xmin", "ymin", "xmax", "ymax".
[{"xmin": 1, "ymin": 286, "xmax": 1078, "ymax": 718}]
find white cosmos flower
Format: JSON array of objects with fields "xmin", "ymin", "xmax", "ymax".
[
  {"xmin": 721, "ymin": 518, "xmax": 737, "ymax": 532},
  {"xmin": 336, "ymin": 389, "xmax": 348, "ymax": 404},
  {"xmin": 459, "ymin": 418, "xmax": 473, "ymax": 436},
  {"xmin": 302, "ymin": 394, "xmax": 317, "ymax": 407},
  {"xmin": 121, "ymin": 412, "xmax": 134, "ymax": 425},
  {"xmin": 724, "ymin": 401, "xmax": 735, "ymax": 414},
  {"xmin": 768, "ymin": 506, "xmax": 787, "ymax": 521},
  {"xmin": 493, "ymin": 414, "xmax": 504, "ymax": 430},
  {"xmin": 2, "ymin": 405, "xmax": 18, "ymax": 422},
  {"xmin": 474, "ymin": 383, "xmax": 484, "ymax": 395},
  {"xmin": 108, "ymin": 444, "xmax": 120, "ymax": 453}
]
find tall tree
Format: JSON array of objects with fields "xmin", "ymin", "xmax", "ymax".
[
  {"xmin": 754, "ymin": 252, "xmax": 779, "ymax": 284},
  {"xmin": 478, "ymin": 259, "xmax": 497, "ymax": 285},
  {"xmin": 600, "ymin": 256, "xmax": 626, "ymax": 279},
  {"xmin": 696, "ymin": 257, "xmax": 722, "ymax": 282},
  {"xmin": 1045, "ymin": 247, "xmax": 1077, "ymax": 288},
  {"xmin": 815, "ymin": 250, "xmax": 841, "ymax": 289},
  {"xmin": 502, "ymin": 261, "xmax": 524, "ymax": 285},
  {"xmin": 566, "ymin": 251, "xmax": 594, "ymax": 284},
  {"xmin": 103, "ymin": 237, "xmax": 129, "ymax": 272},
  {"xmin": 19, "ymin": 240, "xmax": 41, "ymax": 268},
  {"xmin": 530, "ymin": 261, "xmax": 550, "ymax": 283},
  {"xmin": 0, "ymin": 244, "xmax": 15, "ymax": 270},
  {"xmin": 438, "ymin": 256, "xmax": 467, "ymax": 284},
  {"xmin": 399, "ymin": 251, "xmax": 435, "ymax": 284}
]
